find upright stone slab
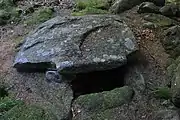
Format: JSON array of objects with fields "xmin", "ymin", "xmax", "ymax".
[{"xmin": 14, "ymin": 15, "xmax": 138, "ymax": 74}]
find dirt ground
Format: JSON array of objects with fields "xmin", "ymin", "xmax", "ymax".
[{"xmin": 0, "ymin": 0, "xmax": 172, "ymax": 119}]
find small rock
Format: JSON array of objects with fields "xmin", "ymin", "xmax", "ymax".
[
  {"xmin": 160, "ymin": 4, "xmax": 180, "ymax": 17},
  {"xmin": 138, "ymin": 2, "xmax": 160, "ymax": 14},
  {"xmin": 143, "ymin": 13, "xmax": 178, "ymax": 27},
  {"xmin": 72, "ymin": 86, "xmax": 134, "ymax": 120},
  {"xmin": 110, "ymin": 0, "xmax": 142, "ymax": 14},
  {"xmin": 162, "ymin": 25, "xmax": 180, "ymax": 57}
]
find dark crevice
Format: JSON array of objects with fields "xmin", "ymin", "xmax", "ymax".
[
  {"xmin": 71, "ymin": 65, "xmax": 128, "ymax": 98},
  {"xmin": 70, "ymin": 51, "xmax": 141, "ymax": 98},
  {"xmin": 15, "ymin": 62, "xmax": 56, "ymax": 73},
  {"xmin": 23, "ymin": 41, "xmax": 44, "ymax": 51}
]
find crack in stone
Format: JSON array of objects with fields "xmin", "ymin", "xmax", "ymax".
[
  {"xmin": 23, "ymin": 41, "xmax": 44, "ymax": 51},
  {"xmin": 78, "ymin": 24, "xmax": 111, "ymax": 51}
]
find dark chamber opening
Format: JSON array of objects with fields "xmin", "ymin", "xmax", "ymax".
[{"xmin": 71, "ymin": 65, "xmax": 128, "ymax": 98}]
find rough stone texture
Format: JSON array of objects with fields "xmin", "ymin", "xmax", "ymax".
[
  {"xmin": 160, "ymin": 4, "xmax": 180, "ymax": 17},
  {"xmin": 13, "ymin": 15, "xmax": 138, "ymax": 75},
  {"xmin": 152, "ymin": 110, "xmax": 180, "ymax": 120},
  {"xmin": 167, "ymin": 56, "xmax": 180, "ymax": 107},
  {"xmin": 72, "ymin": 86, "xmax": 134, "ymax": 120},
  {"xmin": 143, "ymin": 13, "xmax": 178, "ymax": 27},
  {"xmin": 162, "ymin": 25, "xmax": 180, "ymax": 58},
  {"xmin": 137, "ymin": 2, "xmax": 160, "ymax": 14},
  {"xmin": 110, "ymin": 0, "xmax": 142, "ymax": 14}
]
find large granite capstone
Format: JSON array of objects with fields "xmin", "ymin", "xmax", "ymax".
[{"xmin": 14, "ymin": 15, "xmax": 138, "ymax": 74}]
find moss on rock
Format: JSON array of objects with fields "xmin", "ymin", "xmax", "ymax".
[
  {"xmin": 73, "ymin": 86, "xmax": 134, "ymax": 120},
  {"xmin": 73, "ymin": 86, "xmax": 134, "ymax": 118},
  {"xmin": 24, "ymin": 7, "xmax": 54, "ymax": 25},
  {"xmin": 143, "ymin": 13, "xmax": 178, "ymax": 27},
  {"xmin": 166, "ymin": 56, "xmax": 180, "ymax": 107}
]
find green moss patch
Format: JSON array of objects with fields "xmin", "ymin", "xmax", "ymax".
[
  {"xmin": 24, "ymin": 7, "xmax": 54, "ymax": 25},
  {"xmin": 72, "ymin": 0, "xmax": 111, "ymax": 16},
  {"xmin": 1, "ymin": 104, "xmax": 57, "ymax": 120},
  {"xmin": 73, "ymin": 86, "xmax": 134, "ymax": 112},
  {"xmin": 153, "ymin": 87, "xmax": 171, "ymax": 99}
]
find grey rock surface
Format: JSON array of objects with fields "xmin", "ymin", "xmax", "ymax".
[
  {"xmin": 160, "ymin": 4, "xmax": 180, "ymax": 17},
  {"xmin": 13, "ymin": 15, "xmax": 138, "ymax": 75},
  {"xmin": 124, "ymin": 65, "xmax": 146, "ymax": 94}
]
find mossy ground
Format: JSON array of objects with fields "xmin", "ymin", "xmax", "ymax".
[
  {"xmin": 0, "ymin": 91, "xmax": 56, "ymax": 120},
  {"xmin": 24, "ymin": 7, "xmax": 54, "ymax": 25},
  {"xmin": 72, "ymin": 0, "xmax": 111, "ymax": 16},
  {"xmin": 1, "ymin": 104, "xmax": 56, "ymax": 120}
]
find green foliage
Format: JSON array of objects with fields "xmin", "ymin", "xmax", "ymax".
[
  {"xmin": 0, "ymin": 97, "xmax": 23, "ymax": 116},
  {"xmin": 0, "ymin": 0, "xmax": 22, "ymax": 25},
  {"xmin": 24, "ymin": 7, "xmax": 54, "ymax": 25},
  {"xmin": 154, "ymin": 87, "xmax": 171, "ymax": 100},
  {"xmin": 72, "ymin": 7, "xmax": 109, "ymax": 16},
  {"xmin": 72, "ymin": 0, "xmax": 111, "ymax": 16},
  {"xmin": 75, "ymin": 0, "xmax": 110, "ymax": 10}
]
